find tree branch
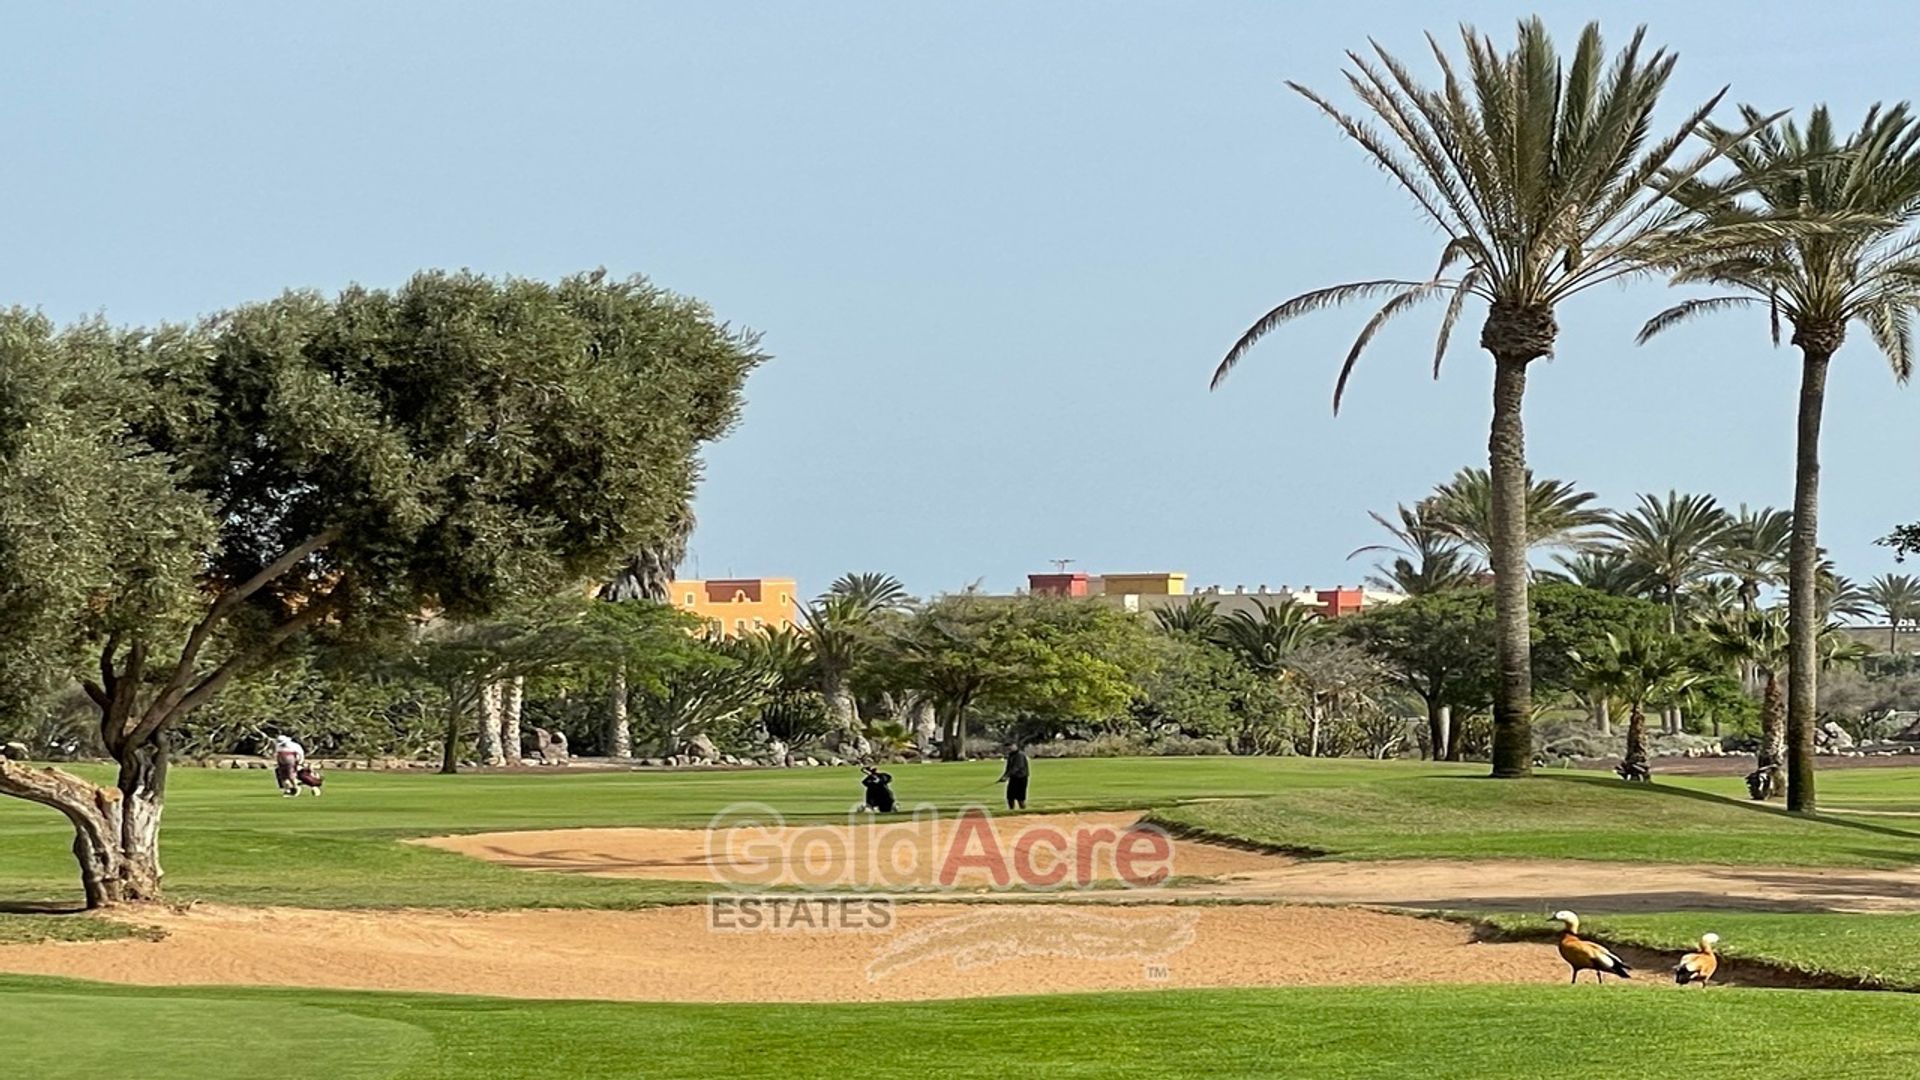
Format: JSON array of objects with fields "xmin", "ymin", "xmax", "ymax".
[
  {"xmin": 130, "ymin": 599, "xmax": 336, "ymax": 747},
  {"xmin": 147, "ymin": 526, "xmax": 343, "ymax": 723}
]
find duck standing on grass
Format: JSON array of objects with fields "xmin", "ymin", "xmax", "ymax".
[
  {"xmin": 1552, "ymin": 910, "xmax": 1633, "ymax": 984},
  {"xmin": 1674, "ymin": 933, "xmax": 1719, "ymax": 986}
]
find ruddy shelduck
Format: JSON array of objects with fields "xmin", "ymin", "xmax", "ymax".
[
  {"xmin": 1673, "ymin": 933, "xmax": 1719, "ymax": 987},
  {"xmin": 1552, "ymin": 910, "xmax": 1632, "ymax": 984}
]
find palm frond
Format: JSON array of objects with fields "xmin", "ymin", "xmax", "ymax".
[
  {"xmin": 1212, "ymin": 279, "xmax": 1430, "ymax": 389},
  {"xmin": 1636, "ymin": 296, "xmax": 1763, "ymax": 344}
]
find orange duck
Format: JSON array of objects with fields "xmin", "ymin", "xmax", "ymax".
[
  {"xmin": 1552, "ymin": 910, "xmax": 1632, "ymax": 984},
  {"xmin": 1673, "ymin": 933, "xmax": 1719, "ymax": 986}
]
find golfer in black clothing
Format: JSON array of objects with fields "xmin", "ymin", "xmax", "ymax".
[{"xmin": 997, "ymin": 743, "xmax": 1029, "ymax": 810}]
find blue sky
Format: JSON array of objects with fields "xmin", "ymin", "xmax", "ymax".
[{"xmin": 5, "ymin": 2, "xmax": 1918, "ymax": 599}]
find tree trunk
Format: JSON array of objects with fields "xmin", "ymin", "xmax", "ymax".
[
  {"xmin": 939, "ymin": 701, "xmax": 968, "ymax": 761},
  {"xmin": 477, "ymin": 681, "xmax": 504, "ymax": 767},
  {"xmin": 1758, "ymin": 668, "xmax": 1786, "ymax": 799},
  {"xmin": 911, "ymin": 699, "xmax": 939, "ymax": 756},
  {"xmin": 1444, "ymin": 706, "xmax": 1465, "ymax": 762},
  {"xmin": 441, "ymin": 702, "xmax": 462, "ymax": 774},
  {"xmin": 1486, "ymin": 353, "xmax": 1537, "ymax": 778},
  {"xmin": 1596, "ymin": 697, "xmax": 1612, "ymax": 738},
  {"xmin": 1624, "ymin": 702, "xmax": 1649, "ymax": 772},
  {"xmin": 501, "ymin": 676, "xmax": 524, "ymax": 765},
  {"xmin": 608, "ymin": 666, "xmax": 631, "ymax": 759},
  {"xmin": 823, "ymin": 671, "xmax": 858, "ymax": 735},
  {"xmin": 1425, "ymin": 698, "xmax": 1447, "ymax": 761},
  {"xmin": 0, "ymin": 755, "xmax": 166, "ymax": 908},
  {"xmin": 1786, "ymin": 343, "xmax": 1835, "ymax": 813}
]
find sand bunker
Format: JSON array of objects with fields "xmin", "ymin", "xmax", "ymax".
[
  {"xmin": 419, "ymin": 813, "xmax": 1920, "ymax": 913},
  {"xmin": 0, "ymin": 903, "xmax": 1570, "ymax": 1002},
  {"xmin": 414, "ymin": 812, "xmax": 1270, "ymax": 890}
]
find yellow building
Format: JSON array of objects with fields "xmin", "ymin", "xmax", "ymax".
[
  {"xmin": 1091, "ymin": 572, "xmax": 1187, "ymax": 597},
  {"xmin": 670, "ymin": 578, "xmax": 799, "ymax": 638}
]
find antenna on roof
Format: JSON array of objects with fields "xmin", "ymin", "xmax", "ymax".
[{"xmin": 1051, "ymin": 558, "xmax": 1076, "ymax": 573}]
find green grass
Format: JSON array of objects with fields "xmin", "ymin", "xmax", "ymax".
[
  {"xmin": 7, "ymin": 758, "xmax": 1920, "ymax": 911},
  {"xmin": 1482, "ymin": 910, "xmax": 1920, "ymax": 991},
  {"xmin": 1153, "ymin": 773, "xmax": 1920, "ymax": 867},
  {"xmin": 0, "ymin": 757, "xmax": 1458, "ymax": 909},
  {"xmin": 4, "ymin": 975, "xmax": 1919, "ymax": 1079}
]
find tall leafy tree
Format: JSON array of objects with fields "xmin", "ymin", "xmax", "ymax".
[
  {"xmin": 1865, "ymin": 573, "xmax": 1920, "ymax": 655},
  {"xmin": 1211, "ymin": 20, "xmax": 1764, "ymax": 777},
  {"xmin": 1349, "ymin": 503, "xmax": 1481, "ymax": 595},
  {"xmin": 1338, "ymin": 590, "xmax": 1494, "ymax": 760},
  {"xmin": 1644, "ymin": 104, "xmax": 1920, "ymax": 812},
  {"xmin": 1607, "ymin": 491, "xmax": 1734, "ymax": 631},
  {"xmin": 1427, "ymin": 468, "xmax": 1609, "ymax": 557},
  {"xmin": 0, "ymin": 271, "xmax": 763, "ymax": 905}
]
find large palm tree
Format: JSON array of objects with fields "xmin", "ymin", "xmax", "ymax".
[
  {"xmin": 1864, "ymin": 573, "xmax": 1920, "ymax": 655},
  {"xmin": 1349, "ymin": 503, "xmax": 1481, "ymax": 595},
  {"xmin": 1703, "ymin": 609, "xmax": 1789, "ymax": 798},
  {"xmin": 1607, "ymin": 491, "xmax": 1734, "ymax": 632},
  {"xmin": 1426, "ymin": 468, "xmax": 1610, "ymax": 558},
  {"xmin": 1211, "ymin": 20, "xmax": 1764, "ymax": 777},
  {"xmin": 1643, "ymin": 104, "xmax": 1920, "ymax": 812}
]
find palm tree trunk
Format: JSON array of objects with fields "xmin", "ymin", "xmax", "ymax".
[
  {"xmin": 501, "ymin": 676, "xmax": 524, "ymax": 766},
  {"xmin": 1487, "ymin": 355, "xmax": 1535, "ymax": 778},
  {"xmin": 1759, "ymin": 667, "xmax": 1786, "ymax": 799},
  {"xmin": 608, "ymin": 666, "xmax": 631, "ymax": 759},
  {"xmin": 1444, "ymin": 706, "xmax": 1465, "ymax": 762},
  {"xmin": 1624, "ymin": 701, "xmax": 1649, "ymax": 771},
  {"xmin": 477, "ymin": 681, "xmax": 504, "ymax": 767},
  {"xmin": 1787, "ymin": 344, "xmax": 1834, "ymax": 813},
  {"xmin": 1595, "ymin": 696, "xmax": 1611, "ymax": 738}
]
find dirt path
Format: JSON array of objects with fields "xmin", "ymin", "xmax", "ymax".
[
  {"xmin": 419, "ymin": 813, "xmax": 1920, "ymax": 913},
  {"xmin": 0, "ymin": 902, "xmax": 1574, "ymax": 1002}
]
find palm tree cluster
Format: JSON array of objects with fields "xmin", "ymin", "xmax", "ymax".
[
  {"xmin": 1214, "ymin": 18, "xmax": 1920, "ymax": 810},
  {"xmin": 1356, "ymin": 474, "xmax": 1896, "ymax": 794}
]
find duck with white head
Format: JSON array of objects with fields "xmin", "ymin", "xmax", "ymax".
[{"xmin": 1552, "ymin": 910, "xmax": 1633, "ymax": 985}]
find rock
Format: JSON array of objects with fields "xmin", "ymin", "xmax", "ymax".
[
  {"xmin": 767, "ymin": 739, "xmax": 788, "ymax": 766},
  {"xmin": 803, "ymin": 756, "xmax": 820, "ymax": 767},
  {"xmin": 682, "ymin": 733, "xmax": 721, "ymax": 763},
  {"xmin": 2, "ymin": 741, "xmax": 31, "ymax": 761}
]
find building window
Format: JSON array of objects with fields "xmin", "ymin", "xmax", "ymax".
[
  {"xmin": 781, "ymin": 593, "xmax": 790, "ymax": 606},
  {"xmin": 735, "ymin": 619, "xmax": 747, "ymax": 633},
  {"xmin": 684, "ymin": 592, "xmax": 695, "ymax": 605},
  {"xmin": 779, "ymin": 619, "xmax": 790, "ymax": 629},
  {"xmin": 753, "ymin": 617, "xmax": 764, "ymax": 629}
]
